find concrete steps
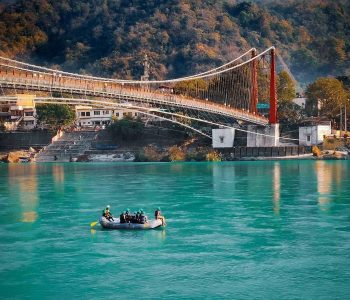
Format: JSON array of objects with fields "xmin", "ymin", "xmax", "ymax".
[{"xmin": 35, "ymin": 131, "xmax": 96, "ymax": 162}]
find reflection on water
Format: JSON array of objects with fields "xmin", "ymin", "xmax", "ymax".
[
  {"xmin": 8, "ymin": 164, "xmax": 38, "ymax": 223},
  {"xmin": 211, "ymin": 160, "xmax": 348, "ymax": 215},
  {"xmin": 273, "ymin": 162, "xmax": 280, "ymax": 215},
  {"xmin": 148, "ymin": 229, "xmax": 166, "ymax": 241},
  {"xmin": 52, "ymin": 164, "xmax": 64, "ymax": 185},
  {"xmin": 314, "ymin": 161, "xmax": 342, "ymax": 211},
  {"xmin": 4, "ymin": 161, "xmax": 348, "ymax": 225}
]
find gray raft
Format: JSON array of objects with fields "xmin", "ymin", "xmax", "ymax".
[{"xmin": 99, "ymin": 216, "xmax": 163, "ymax": 230}]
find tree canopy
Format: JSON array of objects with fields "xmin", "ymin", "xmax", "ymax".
[
  {"xmin": 0, "ymin": 0, "xmax": 349, "ymax": 84},
  {"xmin": 305, "ymin": 77, "xmax": 348, "ymax": 118},
  {"xmin": 277, "ymin": 71, "xmax": 296, "ymax": 102},
  {"xmin": 36, "ymin": 104, "xmax": 75, "ymax": 129},
  {"xmin": 277, "ymin": 101, "xmax": 306, "ymax": 131},
  {"xmin": 107, "ymin": 115, "xmax": 144, "ymax": 141}
]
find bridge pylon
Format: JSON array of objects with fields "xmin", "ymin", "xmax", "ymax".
[{"xmin": 269, "ymin": 47, "xmax": 278, "ymax": 124}]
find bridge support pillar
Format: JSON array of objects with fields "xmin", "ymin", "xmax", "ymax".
[
  {"xmin": 212, "ymin": 128, "xmax": 235, "ymax": 148},
  {"xmin": 247, "ymin": 123, "xmax": 279, "ymax": 147},
  {"xmin": 269, "ymin": 47, "xmax": 277, "ymax": 124}
]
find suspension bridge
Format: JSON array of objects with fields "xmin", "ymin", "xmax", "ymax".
[{"xmin": 0, "ymin": 46, "xmax": 279, "ymax": 142}]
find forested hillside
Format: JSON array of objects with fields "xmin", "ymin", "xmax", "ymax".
[{"xmin": 0, "ymin": 0, "xmax": 349, "ymax": 84}]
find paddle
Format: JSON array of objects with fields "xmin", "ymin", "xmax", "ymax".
[{"xmin": 90, "ymin": 221, "xmax": 98, "ymax": 228}]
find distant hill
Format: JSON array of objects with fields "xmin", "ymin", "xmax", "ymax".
[{"xmin": 0, "ymin": 0, "xmax": 349, "ymax": 85}]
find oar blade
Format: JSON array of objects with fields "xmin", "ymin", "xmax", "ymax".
[{"xmin": 90, "ymin": 221, "xmax": 98, "ymax": 228}]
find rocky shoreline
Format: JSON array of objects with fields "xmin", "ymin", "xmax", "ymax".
[
  {"xmin": 1, "ymin": 147, "xmax": 349, "ymax": 163},
  {"xmin": 80, "ymin": 151, "xmax": 348, "ymax": 162}
]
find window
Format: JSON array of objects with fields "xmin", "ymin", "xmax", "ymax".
[
  {"xmin": 81, "ymin": 112, "xmax": 86, "ymax": 116},
  {"xmin": 219, "ymin": 136, "xmax": 224, "ymax": 143},
  {"xmin": 94, "ymin": 111, "xmax": 100, "ymax": 115},
  {"xmin": 86, "ymin": 112, "xmax": 90, "ymax": 116},
  {"xmin": 307, "ymin": 135, "xmax": 311, "ymax": 142},
  {"xmin": 103, "ymin": 110, "xmax": 109, "ymax": 115},
  {"xmin": 115, "ymin": 112, "xmax": 120, "ymax": 117},
  {"xmin": 25, "ymin": 111, "xmax": 33, "ymax": 116}
]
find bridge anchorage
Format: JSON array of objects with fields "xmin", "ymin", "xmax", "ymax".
[{"xmin": 0, "ymin": 47, "xmax": 280, "ymax": 147}]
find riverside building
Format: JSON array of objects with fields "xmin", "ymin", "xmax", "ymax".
[
  {"xmin": 0, "ymin": 94, "xmax": 37, "ymax": 130},
  {"xmin": 75, "ymin": 105, "xmax": 139, "ymax": 128}
]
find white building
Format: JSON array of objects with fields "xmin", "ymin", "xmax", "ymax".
[
  {"xmin": 212, "ymin": 128, "xmax": 235, "ymax": 148},
  {"xmin": 292, "ymin": 97, "xmax": 306, "ymax": 109},
  {"xmin": 299, "ymin": 123, "xmax": 331, "ymax": 146},
  {"xmin": 1, "ymin": 94, "xmax": 37, "ymax": 130},
  {"xmin": 75, "ymin": 106, "xmax": 139, "ymax": 128}
]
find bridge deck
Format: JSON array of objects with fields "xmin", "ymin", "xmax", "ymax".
[{"xmin": 0, "ymin": 68, "xmax": 268, "ymax": 126}]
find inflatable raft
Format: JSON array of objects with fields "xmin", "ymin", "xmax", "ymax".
[{"xmin": 99, "ymin": 216, "xmax": 163, "ymax": 230}]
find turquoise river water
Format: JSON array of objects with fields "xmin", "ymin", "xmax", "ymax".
[{"xmin": 0, "ymin": 161, "xmax": 350, "ymax": 299}]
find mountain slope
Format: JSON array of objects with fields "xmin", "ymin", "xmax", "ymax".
[{"xmin": 0, "ymin": 0, "xmax": 349, "ymax": 84}]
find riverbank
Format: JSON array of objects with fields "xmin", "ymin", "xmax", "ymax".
[
  {"xmin": 0, "ymin": 148, "xmax": 37, "ymax": 163},
  {"xmin": 1, "ymin": 147, "xmax": 349, "ymax": 163},
  {"xmin": 65, "ymin": 148, "xmax": 350, "ymax": 162}
]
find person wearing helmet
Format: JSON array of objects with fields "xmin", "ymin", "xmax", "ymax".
[
  {"xmin": 102, "ymin": 205, "xmax": 114, "ymax": 221},
  {"xmin": 135, "ymin": 210, "xmax": 141, "ymax": 224},
  {"xmin": 131, "ymin": 211, "xmax": 138, "ymax": 224},
  {"xmin": 125, "ymin": 208, "xmax": 131, "ymax": 223},
  {"xmin": 154, "ymin": 207, "xmax": 166, "ymax": 226},
  {"xmin": 140, "ymin": 209, "xmax": 147, "ymax": 224},
  {"xmin": 119, "ymin": 211, "xmax": 126, "ymax": 223}
]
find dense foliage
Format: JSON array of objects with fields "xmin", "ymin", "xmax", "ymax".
[
  {"xmin": 277, "ymin": 101, "xmax": 306, "ymax": 132},
  {"xmin": 36, "ymin": 104, "xmax": 75, "ymax": 129},
  {"xmin": 277, "ymin": 71, "xmax": 295, "ymax": 102},
  {"xmin": 0, "ymin": 120, "xmax": 5, "ymax": 131},
  {"xmin": 305, "ymin": 77, "xmax": 349, "ymax": 119},
  {"xmin": 108, "ymin": 116, "xmax": 144, "ymax": 141},
  {"xmin": 0, "ymin": 0, "xmax": 349, "ymax": 85}
]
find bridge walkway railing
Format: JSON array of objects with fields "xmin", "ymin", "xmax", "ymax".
[{"xmin": 0, "ymin": 69, "xmax": 268, "ymax": 125}]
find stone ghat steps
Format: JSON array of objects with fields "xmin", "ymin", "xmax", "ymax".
[
  {"xmin": 35, "ymin": 131, "xmax": 97, "ymax": 162},
  {"xmin": 59, "ymin": 132, "xmax": 96, "ymax": 141},
  {"xmin": 44, "ymin": 145, "xmax": 87, "ymax": 151}
]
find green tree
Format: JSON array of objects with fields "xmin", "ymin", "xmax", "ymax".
[
  {"xmin": 108, "ymin": 115, "xmax": 144, "ymax": 141},
  {"xmin": 305, "ymin": 77, "xmax": 348, "ymax": 118},
  {"xmin": 277, "ymin": 71, "xmax": 296, "ymax": 102},
  {"xmin": 36, "ymin": 104, "xmax": 75, "ymax": 130},
  {"xmin": 0, "ymin": 120, "xmax": 5, "ymax": 131},
  {"xmin": 278, "ymin": 101, "xmax": 306, "ymax": 133},
  {"xmin": 173, "ymin": 79, "xmax": 207, "ymax": 98}
]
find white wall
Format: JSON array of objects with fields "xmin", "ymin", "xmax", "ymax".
[
  {"xmin": 292, "ymin": 97, "xmax": 306, "ymax": 108},
  {"xmin": 317, "ymin": 125, "xmax": 331, "ymax": 143},
  {"xmin": 299, "ymin": 125, "xmax": 331, "ymax": 146},
  {"xmin": 212, "ymin": 128, "xmax": 235, "ymax": 148},
  {"xmin": 299, "ymin": 126, "xmax": 316, "ymax": 146},
  {"xmin": 75, "ymin": 107, "xmax": 140, "ymax": 127},
  {"xmin": 247, "ymin": 124, "xmax": 279, "ymax": 147}
]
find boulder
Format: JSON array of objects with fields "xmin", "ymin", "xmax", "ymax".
[
  {"xmin": 6, "ymin": 151, "xmax": 30, "ymax": 163},
  {"xmin": 29, "ymin": 147, "xmax": 36, "ymax": 153},
  {"xmin": 76, "ymin": 154, "xmax": 91, "ymax": 162}
]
